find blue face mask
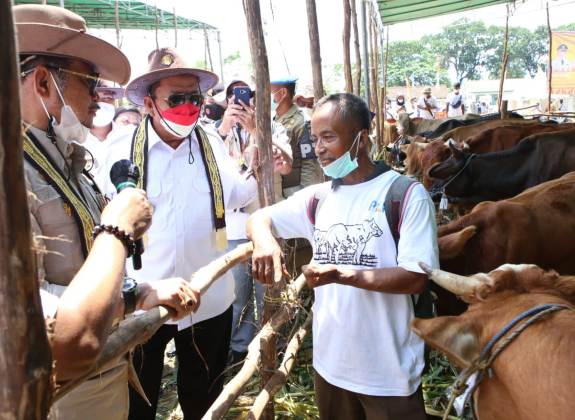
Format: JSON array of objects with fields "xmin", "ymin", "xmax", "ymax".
[{"xmin": 321, "ymin": 131, "xmax": 362, "ymax": 179}]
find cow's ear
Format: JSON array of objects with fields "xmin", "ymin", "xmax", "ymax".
[
  {"xmin": 438, "ymin": 225, "xmax": 477, "ymax": 259},
  {"xmin": 448, "ymin": 141, "xmax": 465, "ymax": 159},
  {"xmin": 412, "ymin": 316, "xmax": 480, "ymax": 368}
]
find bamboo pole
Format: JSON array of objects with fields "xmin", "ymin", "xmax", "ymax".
[
  {"xmin": 498, "ymin": 5, "xmax": 510, "ymax": 115},
  {"xmin": 247, "ymin": 312, "xmax": 312, "ymax": 419},
  {"xmin": 217, "ymin": 30, "xmax": 225, "ymax": 86},
  {"xmin": 382, "ymin": 26, "xmax": 389, "ymax": 146},
  {"xmin": 0, "ymin": 3, "xmax": 53, "ymax": 417},
  {"xmin": 546, "ymin": 2, "xmax": 553, "ymax": 112},
  {"xmin": 306, "ymin": 0, "xmax": 325, "ymax": 99},
  {"xmin": 201, "ymin": 274, "xmax": 307, "ymax": 420},
  {"xmin": 204, "ymin": 25, "xmax": 214, "ymax": 72},
  {"xmin": 55, "ymin": 242, "xmax": 254, "ymax": 400},
  {"xmin": 351, "ymin": 0, "xmax": 361, "ymax": 95},
  {"xmin": 342, "ymin": 0, "xmax": 353, "ymax": 93}
]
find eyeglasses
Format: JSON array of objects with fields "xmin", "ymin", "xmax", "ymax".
[
  {"xmin": 20, "ymin": 65, "xmax": 101, "ymax": 96},
  {"xmin": 49, "ymin": 66, "xmax": 101, "ymax": 96},
  {"xmin": 160, "ymin": 92, "xmax": 204, "ymax": 108}
]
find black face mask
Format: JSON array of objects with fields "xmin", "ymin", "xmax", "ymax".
[{"xmin": 204, "ymin": 103, "xmax": 225, "ymax": 121}]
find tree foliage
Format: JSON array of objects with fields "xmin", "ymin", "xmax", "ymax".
[
  {"xmin": 385, "ymin": 40, "xmax": 449, "ymax": 87},
  {"xmin": 384, "ymin": 18, "xmax": 574, "ymax": 87}
]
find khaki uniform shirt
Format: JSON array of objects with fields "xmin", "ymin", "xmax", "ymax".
[
  {"xmin": 25, "ymin": 128, "xmax": 128, "ymax": 420},
  {"xmin": 25, "ymin": 127, "xmax": 104, "ymax": 292},
  {"xmin": 274, "ymin": 105, "xmax": 323, "ymax": 197}
]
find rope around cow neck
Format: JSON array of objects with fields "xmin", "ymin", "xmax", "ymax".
[{"xmin": 442, "ymin": 303, "xmax": 572, "ymax": 420}]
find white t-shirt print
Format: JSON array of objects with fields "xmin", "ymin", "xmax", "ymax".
[{"xmin": 262, "ymin": 169, "xmax": 439, "ymax": 396}]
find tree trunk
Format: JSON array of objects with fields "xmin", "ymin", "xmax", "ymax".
[
  {"xmin": 306, "ymin": 0, "xmax": 325, "ymax": 99},
  {"xmin": 0, "ymin": 3, "xmax": 53, "ymax": 418},
  {"xmin": 351, "ymin": 0, "xmax": 361, "ymax": 95},
  {"xmin": 342, "ymin": 0, "xmax": 353, "ymax": 93},
  {"xmin": 242, "ymin": 1, "xmax": 276, "ymax": 418}
]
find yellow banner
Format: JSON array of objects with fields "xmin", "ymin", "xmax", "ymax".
[{"xmin": 551, "ymin": 31, "xmax": 575, "ymax": 94}]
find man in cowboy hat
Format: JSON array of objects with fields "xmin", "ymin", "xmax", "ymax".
[
  {"xmin": 416, "ymin": 87, "xmax": 440, "ymax": 119},
  {"xmin": 105, "ymin": 47, "xmax": 257, "ymax": 420},
  {"xmin": 14, "ymin": 5, "xmax": 200, "ymax": 419},
  {"xmin": 86, "ymin": 80, "xmax": 135, "ymax": 191}
]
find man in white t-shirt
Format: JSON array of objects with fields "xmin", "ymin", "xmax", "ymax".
[
  {"xmin": 445, "ymin": 82, "xmax": 465, "ymax": 118},
  {"xmin": 417, "ymin": 87, "xmax": 440, "ymax": 119},
  {"xmin": 247, "ymin": 93, "xmax": 438, "ymax": 419}
]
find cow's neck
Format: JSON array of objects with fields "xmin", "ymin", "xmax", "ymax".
[{"xmin": 469, "ymin": 146, "xmax": 534, "ymax": 200}]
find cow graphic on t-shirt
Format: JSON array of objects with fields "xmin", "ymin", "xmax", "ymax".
[{"xmin": 313, "ymin": 218, "xmax": 383, "ymax": 266}]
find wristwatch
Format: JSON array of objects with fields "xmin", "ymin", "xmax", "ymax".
[{"xmin": 122, "ymin": 277, "xmax": 138, "ymax": 316}]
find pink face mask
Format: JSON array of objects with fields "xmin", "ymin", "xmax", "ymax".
[{"xmin": 158, "ymin": 103, "xmax": 201, "ymax": 138}]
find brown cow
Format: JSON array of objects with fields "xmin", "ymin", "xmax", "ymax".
[
  {"xmin": 437, "ymin": 118, "xmax": 539, "ymax": 143},
  {"xmin": 413, "ymin": 263, "xmax": 575, "ymax": 420},
  {"xmin": 434, "ymin": 172, "xmax": 575, "ymax": 314}
]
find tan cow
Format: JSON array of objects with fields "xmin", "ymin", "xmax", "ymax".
[{"xmin": 413, "ymin": 263, "xmax": 575, "ymax": 420}]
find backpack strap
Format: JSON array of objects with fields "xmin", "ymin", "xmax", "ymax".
[
  {"xmin": 307, "ymin": 182, "xmax": 332, "ymax": 226},
  {"xmin": 384, "ymin": 175, "xmax": 418, "ymax": 251}
]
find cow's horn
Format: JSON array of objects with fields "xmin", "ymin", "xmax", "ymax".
[{"xmin": 418, "ymin": 262, "xmax": 482, "ymax": 296}]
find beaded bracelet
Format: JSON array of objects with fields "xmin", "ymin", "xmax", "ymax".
[{"xmin": 92, "ymin": 224, "xmax": 135, "ymax": 257}]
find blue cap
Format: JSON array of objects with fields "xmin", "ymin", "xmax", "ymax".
[{"xmin": 270, "ymin": 76, "xmax": 298, "ymax": 85}]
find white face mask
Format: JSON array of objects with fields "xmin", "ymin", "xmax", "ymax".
[
  {"xmin": 92, "ymin": 102, "xmax": 115, "ymax": 128},
  {"xmin": 40, "ymin": 72, "xmax": 90, "ymax": 144}
]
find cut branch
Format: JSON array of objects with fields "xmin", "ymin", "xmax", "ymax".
[
  {"xmin": 342, "ymin": 0, "xmax": 353, "ymax": 93},
  {"xmin": 201, "ymin": 274, "xmax": 307, "ymax": 420},
  {"xmin": 247, "ymin": 312, "xmax": 312, "ymax": 419},
  {"xmin": 306, "ymin": 0, "xmax": 325, "ymax": 99},
  {"xmin": 54, "ymin": 242, "xmax": 254, "ymax": 400}
]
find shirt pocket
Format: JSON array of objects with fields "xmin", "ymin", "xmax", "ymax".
[{"xmin": 146, "ymin": 180, "xmax": 169, "ymax": 233}]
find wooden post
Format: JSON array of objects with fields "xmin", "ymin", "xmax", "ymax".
[
  {"xmin": 204, "ymin": 25, "xmax": 214, "ymax": 72},
  {"xmin": 173, "ymin": 7, "xmax": 178, "ymax": 48},
  {"xmin": 0, "ymin": 3, "xmax": 53, "ymax": 418},
  {"xmin": 369, "ymin": 11, "xmax": 381, "ymax": 150},
  {"xmin": 547, "ymin": 2, "xmax": 553, "ymax": 112},
  {"xmin": 217, "ymin": 30, "xmax": 225, "ymax": 86},
  {"xmin": 242, "ymin": 1, "xmax": 276, "ymax": 418},
  {"xmin": 114, "ymin": 0, "xmax": 121, "ymax": 48},
  {"xmin": 342, "ymin": 0, "xmax": 353, "ymax": 93},
  {"xmin": 361, "ymin": 0, "xmax": 370, "ymax": 103},
  {"xmin": 351, "ymin": 0, "xmax": 361, "ymax": 95},
  {"xmin": 498, "ymin": 5, "xmax": 510, "ymax": 116},
  {"xmin": 306, "ymin": 0, "xmax": 325, "ymax": 99}
]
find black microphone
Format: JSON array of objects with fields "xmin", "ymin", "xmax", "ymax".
[{"xmin": 110, "ymin": 159, "xmax": 143, "ymax": 270}]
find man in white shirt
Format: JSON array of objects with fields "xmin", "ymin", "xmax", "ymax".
[
  {"xmin": 445, "ymin": 82, "xmax": 465, "ymax": 118},
  {"xmin": 417, "ymin": 87, "xmax": 440, "ymax": 119},
  {"xmin": 247, "ymin": 93, "xmax": 438, "ymax": 420},
  {"xmin": 109, "ymin": 48, "xmax": 257, "ymax": 420}
]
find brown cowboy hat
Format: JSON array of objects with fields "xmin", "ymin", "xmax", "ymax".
[
  {"xmin": 13, "ymin": 5, "xmax": 130, "ymax": 85},
  {"xmin": 126, "ymin": 47, "xmax": 219, "ymax": 106}
]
